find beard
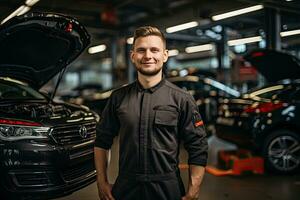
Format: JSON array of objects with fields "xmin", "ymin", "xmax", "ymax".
[{"xmin": 135, "ymin": 65, "xmax": 163, "ymax": 76}]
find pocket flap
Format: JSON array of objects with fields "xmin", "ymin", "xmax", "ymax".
[{"xmin": 155, "ymin": 110, "xmax": 178, "ymax": 126}]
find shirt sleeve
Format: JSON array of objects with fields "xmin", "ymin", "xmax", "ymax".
[
  {"xmin": 179, "ymin": 94, "xmax": 208, "ymax": 166},
  {"xmin": 94, "ymin": 93, "xmax": 120, "ymax": 150}
]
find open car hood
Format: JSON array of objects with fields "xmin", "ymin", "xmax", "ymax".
[
  {"xmin": 244, "ymin": 49, "xmax": 300, "ymax": 82},
  {"xmin": 0, "ymin": 12, "xmax": 90, "ymax": 89}
]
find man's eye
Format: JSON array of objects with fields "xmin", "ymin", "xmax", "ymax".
[
  {"xmin": 151, "ymin": 49, "xmax": 159, "ymax": 53},
  {"xmin": 137, "ymin": 49, "xmax": 145, "ymax": 53}
]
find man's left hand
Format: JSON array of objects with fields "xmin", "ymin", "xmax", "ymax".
[
  {"xmin": 181, "ymin": 186, "xmax": 200, "ymax": 200},
  {"xmin": 181, "ymin": 165, "xmax": 205, "ymax": 200}
]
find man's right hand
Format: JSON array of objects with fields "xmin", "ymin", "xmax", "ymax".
[
  {"xmin": 97, "ymin": 181, "xmax": 115, "ymax": 200},
  {"xmin": 94, "ymin": 147, "xmax": 114, "ymax": 200}
]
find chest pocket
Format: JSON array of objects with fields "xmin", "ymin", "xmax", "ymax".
[
  {"xmin": 152, "ymin": 107, "xmax": 179, "ymax": 151},
  {"xmin": 154, "ymin": 109, "xmax": 178, "ymax": 126}
]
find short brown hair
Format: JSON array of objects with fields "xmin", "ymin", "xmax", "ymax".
[{"xmin": 132, "ymin": 26, "xmax": 166, "ymax": 48}]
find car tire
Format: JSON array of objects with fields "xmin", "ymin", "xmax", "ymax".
[{"xmin": 263, "ymin": 129, "xmax": 300, "ymax": 174}]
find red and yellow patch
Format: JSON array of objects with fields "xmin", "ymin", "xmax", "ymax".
[
  {"xmin": 194, "ymin": 120, "xmax": 204, "ymax": 127},
  {"xmin": 192, "ymin": 110, "xmax": 204, "ymax": 128}
]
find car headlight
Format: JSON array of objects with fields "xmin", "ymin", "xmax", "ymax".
[{"xmin": 0, "ymin": 119, "xmax": 50, "ymax": 141}]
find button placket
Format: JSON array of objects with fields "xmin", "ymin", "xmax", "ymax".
[{"xmin": 139, "ymin": 91, "xmax": 151, "ymax": 174}]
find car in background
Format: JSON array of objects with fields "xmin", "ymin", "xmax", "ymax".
[
  {"xmin": 67, "ymin": 87, "xmax": 114, "ymax": 115},
  {"xmin": 168, "ymin": 75, "xmax": 240, "ymax": 133},
  {"xmin": 215, "ymin": 49, "xmax": 300, "ymax": 174},
  {"xmin": 59, "ymin": 83, "xmax": 103, "ymax": 101},
  {"xmin": 0, "ymin": 13, "xmax": 98, "ymax": 199}
]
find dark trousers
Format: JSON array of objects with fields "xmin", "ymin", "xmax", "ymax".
[{"xmin": 112, "ymin": 172, "xmax": 185, "ymax": 200}]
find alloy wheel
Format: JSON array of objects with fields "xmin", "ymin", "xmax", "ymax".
[{"xmin": 267, "ymin": 135, "xmax": 300, "ymax": 172}]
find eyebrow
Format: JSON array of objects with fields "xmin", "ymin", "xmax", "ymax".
[{"xmin": 135, "ymin": 47, "xmax": 161, "ymax": 51}]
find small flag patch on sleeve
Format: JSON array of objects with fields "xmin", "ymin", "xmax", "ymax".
[
  {"xmin": 192, "ymin": 110, "xmax": 204, "ymax": 128},
  {"xmin": 195, "ymin": 120, "xmax": 204, "ymax": 127}
]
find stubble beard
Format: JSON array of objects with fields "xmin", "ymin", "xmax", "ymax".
[{"xmin": 135, "ymin": 65, "xmax": 163, "ymax": 76}]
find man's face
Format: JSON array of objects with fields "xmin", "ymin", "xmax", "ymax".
[{"xmin": 130, "ymin": 35, "xmax": 168, "ymax": 76}]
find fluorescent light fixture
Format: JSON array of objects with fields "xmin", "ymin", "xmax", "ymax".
[
  {"xmin": 127, "ymin": 37, "xmax": 133, "ymax": 44},
  {"xmin": 25, "ymin": 0, "xmax": 40, "ymax": 6},
  {"xmin": 228, "ymin": 36, "xmax": 262, "ymax": 46},
  {"xmin": 212, "ymin": 5, "xmax": 263, "ymax": 21},
  {"xmin": 204, "ymin": 78, "xmax": 240, "ymax": 97},
  {"xmin": 17, "ymin": 5, "xmax": 31, "ymax": 16},
  {"xmin": 166, "ymin": 21, "xmax": 198, "ymax": 33},
  {"xmin": 185, "ymin": 44, "xmax": 213, "ymax": 53},
  {"xmin": 168, "ymin": 49, "xmax": 179, "ymax": 57},
  {"xmin": 88, "ymin": 44, "xmax": 107, "ymax": 54},
  {"xmin": 227, "ymin": 30, "xmax": 300, "ymax": 47},
  {"xmin": 280, "ymin": 29, "xmax": 300, "ymax": 37},
  {"xmin": 249, "ymin": 85, "xmax": 284, "ymax": 97},
  {"xmin": 1, "ymin": 5, "xmax": 31, "ymax": 24},
  {"xmin": 1, "ymin": 0, "xmax": 40, "ymax": 24}
]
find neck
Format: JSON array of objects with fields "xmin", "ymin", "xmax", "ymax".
[{"xmin": 138, "ymin": 71, "xmax": 163, "ymax": 89}]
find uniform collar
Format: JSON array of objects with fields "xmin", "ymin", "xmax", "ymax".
[{"xmin": 136, "ymin": 76, "xmax": 165, "ymax": 93}]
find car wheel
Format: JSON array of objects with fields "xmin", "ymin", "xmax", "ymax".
[{"xmin": 263, "ymin": 130, "xmax": 300, "ymax": 174}]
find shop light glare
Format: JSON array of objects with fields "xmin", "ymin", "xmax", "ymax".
[
  {"xmin": 1, "ymin": 5, "xmax": 31, "ymax": 24},
  {"xmin": 25, "ymin": 0, "xmax": 40, "ymax": 6},
  {"xmin": 166, "ymin": 21, "xmax": 198, "ymax": 33},
  {"xmin": 88, "ymin": 44, "xmax": 107, "ymax": 54},
  {"xmin": 168, "ymin": 49, "xmax": 179, "ymax": 57},
  {"xmin": 228, "ymin": 36, "xmax": 262, "ymax": 46},
  {"xmin": 280, "ymin": 29, "xmax": 300, "ymax": 37},
  {"xmin": 17, "ymin": 5, "xmax": 31, "ymax": 16},
  {"xmin": 127, "ymin": 37, "xmax": 133, "ymax": 44},
  {"xmin": 212, "ymin": 5, "xmax": 263, "ymax": 21},
  {"xmin": 185, "ymin": 44, "xmax": 213, "ymax": 53}
]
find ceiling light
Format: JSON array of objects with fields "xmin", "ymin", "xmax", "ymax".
[
  {"xmin": 212, "ymin": 5, "xmax": 263, "ymax": 21},
  {"xmin": 88, "ymin": 44, "xmax": 106, "ymax": 54},
  {"xmin": 168, "ymin": 49, "xmax": 179, "ymax": 57},
  {"xmin": 127, "ymin": 37, "xmax": 133, "ymax": 44},
  {"xmin": 25, "ymin": 0, "xmax": 40, "ymax": 6},
  {"xmin": 17, "ymin": 5, "xmax": 31, "ymax": 16},
  {"xmin": 166, "ymin": 21, "xmax": 198, "ymax": 33},
  {"xmin": 228, "ymin": 36, "xmax": 262, "ymax": 46},
  {"xmin": 1, "ymin": 0, "xmax": 40, "ymax": 24},
  {"xmin": 280, "ymin": 29, "xmax": 300, "ymax": 37},
  {"xmin": 185, "ymin": 44, "xmax": 213, "ymax": 53},
  {"xmin": 1, "ymin": 5, "xmax": 31, "ymax": 24}
]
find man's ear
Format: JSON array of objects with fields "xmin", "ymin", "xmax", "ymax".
[
  {"xmin": 130, "ymin": 50, "xmax": 134, "ymax": 62},
  {"xmin": 163, "ymin": 49, "xmax": 169, "ymax": 63}
]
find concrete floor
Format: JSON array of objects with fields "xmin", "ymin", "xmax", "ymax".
[{"xmin": 55, "ymin": 136, "xmax": 300, "ymax": 200}]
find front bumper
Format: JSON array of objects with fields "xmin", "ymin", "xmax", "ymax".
[{"xmin": 0, "ymin": 139, "xmax": 96, "ymax": 199}]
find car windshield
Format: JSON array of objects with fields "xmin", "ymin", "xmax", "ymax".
[{"xmin": 0, "ymin": 79, "xmax": 46, "ymax": 100}]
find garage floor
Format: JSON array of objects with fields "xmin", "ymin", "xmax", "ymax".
[{"xmin": 55, "ymin": 136, "xmax": 300, "ymax": 200}]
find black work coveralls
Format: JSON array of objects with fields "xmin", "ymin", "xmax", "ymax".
[{"xmin": 95, "ymin": 78, "xmax": 208, "ymax": 200}]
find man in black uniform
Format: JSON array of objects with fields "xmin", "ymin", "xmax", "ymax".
[{"xmin": 94, "ymin": 26, "xmax": 208, "ymax": 200}]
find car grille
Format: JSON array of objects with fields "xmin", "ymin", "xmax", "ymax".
[
  {"xmin": 50, "ymin": 121, "xmax": 96, "ymax": 145},
  {"xmin": 10, "ymin": 171, "xmax": 61, "ymax": 187},
  {"xmin": 62, "ymin": 161, "xmax": 96, "ymax": 183}
]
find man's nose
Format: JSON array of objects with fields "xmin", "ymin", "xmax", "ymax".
[{"xmin": 144, "ymin": 49, "xmax": 152, "ymax": 58}]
